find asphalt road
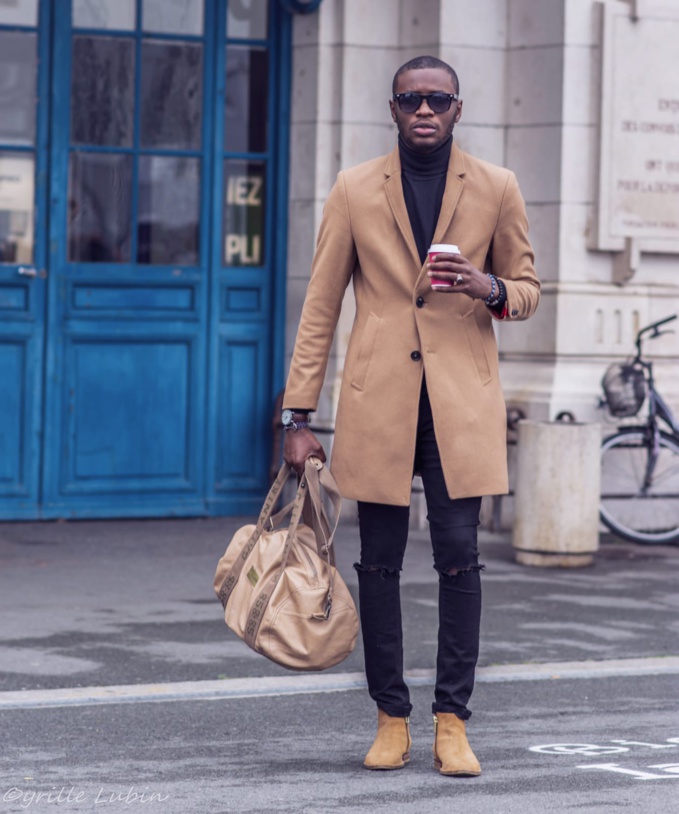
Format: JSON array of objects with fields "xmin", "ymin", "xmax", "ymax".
[
  {"xmin": 1, "ymin": 674, "xmax": 678, "ymax": 813},
  {"xmin": 1, "ymin": 518, "xmax": 678, "ymax": 812}
]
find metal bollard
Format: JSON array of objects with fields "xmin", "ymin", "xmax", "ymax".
[{"xmin": 512, "ymin": 420, "xmax": 601, "ymax": 567}]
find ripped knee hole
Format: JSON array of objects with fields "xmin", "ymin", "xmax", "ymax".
[
  {"xmin": 353, "ymin": 563, "xmax": 400, "ymax": 577},
  {"xmin": 437, "ymin": 564, "xmax": 486, "ymax": 577}
]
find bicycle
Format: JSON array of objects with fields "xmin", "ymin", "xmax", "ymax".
[{"xmin": 599, "ymin": 314, "xmax": 679, "ymax": 545}]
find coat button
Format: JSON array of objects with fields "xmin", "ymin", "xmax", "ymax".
[
  {"xmin": 416, "ymin": 297, "xmax": 424, "ymax": 308},
  {"xmin": 411, "ymin": 350, "xmax": 421, "ymax": 361},
  {"xmin": 511, "ymin": 309, "xmax": 518, "ymax": 316}
]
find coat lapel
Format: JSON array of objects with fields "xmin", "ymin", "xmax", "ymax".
[
  {"xmin": 413, "ymin": 142, "xmax": 466, "ymax": 291},
  {"xmin": 431, "ymin": 141, "xmax": 466, "ymax": 245},
  {"xmin": 383, "ymin": 147, "xmax": 421, "ymax": 269},
  {"xmin": 384, "ymin": 142, "xmax": 467, "ymax": 285}
]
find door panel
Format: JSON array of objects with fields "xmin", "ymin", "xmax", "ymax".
[
  {"xmin": 0, "ymin": 342, "xmax": 27, "ymax": 486},
  {"xmin": 61, "ymin": 334, "xmax": 196, "ymax": 491},
  {"xmin": 0, "ymin": 4, "xmax": 48, "ymax": 518},
  {"xmin": 42, "ymin": 0, "xmax": 210, "ymax": 517},
  {"xmin": 214, "ymin": 326, "xmax": 269, "ymax": 492}
]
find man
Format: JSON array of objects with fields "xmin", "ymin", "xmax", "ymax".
[{"xmin": 282, "ymin": 56, "xmax": 539, "ymax": 776}]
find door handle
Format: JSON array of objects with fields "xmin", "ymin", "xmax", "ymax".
[{"xmin": 17, "ymin": 267, "xmax": 47, "ymax": 279}]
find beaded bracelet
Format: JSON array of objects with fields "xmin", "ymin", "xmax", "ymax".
[
  {"xmin": 490, "ymin": 278, "xmax": 506, "ymax": 308},
  {"xmin": 484, "ymin": 274, "xmax": 506, "ymax": 308},
  {"xmin": 483, "ymin": 274, "xmax": 498, "ymax": 306}
]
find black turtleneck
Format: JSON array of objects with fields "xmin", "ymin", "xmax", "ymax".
[{"xmin": 399, "ymin": 135, "xmax": 452, "ymax": 263}]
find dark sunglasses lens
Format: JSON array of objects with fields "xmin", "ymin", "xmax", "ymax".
[
  {"xmin": 398, "ymin": 94, "xmax": 421, "ymax": 113},
  {"xmin": 397, "ymin": 93, "xmax": 453, "ymax": 113},
  {"xmin": 429, "ymin": 93, "xmax": 453, "ymax": 113}
]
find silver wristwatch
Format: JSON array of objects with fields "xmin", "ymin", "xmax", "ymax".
[{"xmin": 282, "ymin": 409, "xmax": 310, "ymax": 432}]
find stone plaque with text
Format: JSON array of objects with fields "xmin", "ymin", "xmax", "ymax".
[{"xmin": 596, "ymin": 1, "xmax": 679, "ymax": 253}]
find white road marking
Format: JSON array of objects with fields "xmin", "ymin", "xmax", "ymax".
[
  {"xmin": 0, "ymin": 655, "xmax": 678, "ymax": 710},
  {"xmin": 530, "ymin": 744, "xmax": 631, "ymax": 756},
  {"xmin": 576, "ymin": 762, "xmax": 679, "ymax": 780},
  {"xmin": 531, "ymin": 738, "xmax": 679, "ymax": 782}
]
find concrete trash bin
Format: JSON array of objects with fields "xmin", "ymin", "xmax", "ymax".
[{"xmin": 512, "ymin": 420, "xmax": 601, "ymax": 567}]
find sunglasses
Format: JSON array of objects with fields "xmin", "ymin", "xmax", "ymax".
[{"xmin": 393, "ymin": 92, "xmax": 459, "ymax": 114}]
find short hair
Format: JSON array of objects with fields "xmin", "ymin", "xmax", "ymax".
[{"xmin": 392, "ymin": 56, "xmax": 460, "ymax": 96}]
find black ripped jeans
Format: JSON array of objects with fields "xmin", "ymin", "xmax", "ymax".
[{"xmin": 354, "ymin": 382, "xmax": 483, "ymax": 720}]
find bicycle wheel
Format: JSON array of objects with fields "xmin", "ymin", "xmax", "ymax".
[{"xmin": 600, "ymin": 429, "xmax": 679, "ymax": 544}]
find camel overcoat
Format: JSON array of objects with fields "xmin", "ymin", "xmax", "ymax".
[{"xmin": 283, "ymin": 142, "xmax": 540, "ymax": 505}]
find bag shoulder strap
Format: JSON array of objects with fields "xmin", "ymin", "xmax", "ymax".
[
  {"xmin": 306, "ymin": 461, "xmax": 342, "ymax": 558},
  {"xmin": 243, "ymin": 469, "xmax": 310, "ymax": 647},
  {"xmin": 217, "ymin": 462, "xmax": 294, "ymax": 609}
]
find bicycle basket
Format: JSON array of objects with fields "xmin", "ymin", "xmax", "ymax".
[{"xmin": 601, "ymin": 362, "xmax": 647, "ymax": 417}]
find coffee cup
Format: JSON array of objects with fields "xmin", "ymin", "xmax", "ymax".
[{"xmin": 428, "ymin": 243, "xmax": 460, "ymax": 289}]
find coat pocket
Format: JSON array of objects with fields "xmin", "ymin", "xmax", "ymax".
[
  {"xmin": 463, "ymin": 316, "xmax": 492, "ymax": 386},
  {"xmin": 350, "ymin": 312, "xmax": 381, "ymax": 391}
]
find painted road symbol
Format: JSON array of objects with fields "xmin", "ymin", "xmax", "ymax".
[
  {"xmin": 530, "ymin": 737, "xmax": 679, "ymax": 780},
  {"xmin": 577, "ymin": 763, "xmax": 679, "ymax": 780},
  {"xmin": 530, "ymin": 744, "xmax": 629, "ymax": 756}
]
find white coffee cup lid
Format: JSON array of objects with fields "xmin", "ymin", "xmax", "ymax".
[{"xmin": 429, "ymin": 243, "xmax": 460, "ymax": 253}]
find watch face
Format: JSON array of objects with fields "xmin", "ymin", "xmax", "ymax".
[{"xmin": 281, "ymin": 409, "xmax": 293, "ymax": 426}]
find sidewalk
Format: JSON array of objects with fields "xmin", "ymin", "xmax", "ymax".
[{"xmin": 1, "ymin": 516, "xmax": 678, "ymax": 693}]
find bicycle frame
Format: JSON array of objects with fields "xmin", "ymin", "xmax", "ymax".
[
  {"xmin": 653, "ymin": 388, "xmax": 679, "ymax": 436},
  {"xmin": 628, "ymin": 316, "xmax": 679, "ymax": 494}
]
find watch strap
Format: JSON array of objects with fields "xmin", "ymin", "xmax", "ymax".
[{"xmin": 284, "ymin": 420, "xmax": 310, "ymax": 432}]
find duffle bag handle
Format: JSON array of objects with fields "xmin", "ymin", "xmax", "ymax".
[
  {"xmin": 217, "ymin": 461, "xmax": 299, "ymax": 609},
  {"xmin": 243, "ymin": 458, "xmax": 343, "ymax": 644}
]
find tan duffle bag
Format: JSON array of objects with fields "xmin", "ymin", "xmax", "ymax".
[{"xmin": 213, "ymin": 457, "xmax": 359, "ymax": 671}]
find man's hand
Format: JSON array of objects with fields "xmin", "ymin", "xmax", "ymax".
[
  {"xmin": 283, "ymin": 428, "xmax": 326, "ymax": 475},
  {"xmin": 427, "ymin": 252, "xmax": 493, "ymax": 300}
]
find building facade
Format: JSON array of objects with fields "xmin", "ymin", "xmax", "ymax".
[{"xmin": 1, "ymin": 0, "xmax": 677, "ymax": 519}]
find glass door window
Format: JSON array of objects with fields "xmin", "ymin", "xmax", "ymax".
[
  {"xmin": 67, "ymin": 0, "xmax": 204, "ymax": 267},
  {"xmin": 222, "ymin": 0, "xmax": 269, "ymax": 268},
  {"xmin": 0, "ymin": 11, "xmax": 38, "ymax": 263}
]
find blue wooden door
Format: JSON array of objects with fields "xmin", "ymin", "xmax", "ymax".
[
  {"xmin": 205, "ymin": 0, "xmax": 287, "ymax": 514},
  {"xmin": 0, "ymin": 1, "xmax": 50, "ymax": 518},
  {"xmin": 36, "ymin": 0, "xmax": 288, "ymax": 518}
]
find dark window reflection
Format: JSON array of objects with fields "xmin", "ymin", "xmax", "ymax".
[
  {"xmin": 223, "ymin": 160, "xmax": 265, "ymax": 266},
  {"xmin": 71, "ymin": 36, "xmax": 135, "ymax": 147},
  {"xmin": 140, "ymin": 41, "xmax": 203, "ymax": 150},
  {"xmin": 137, "ymin": 155, "xmax": 200, "ymax": 265},
  {"xmin": 224, "ymin": 46, "xmax": 268, "ymax": 154},
  {"xmin": 0, "ymin": 31, "xmax": 37, "ymax": 146},
  {"xmin": 68, "ymin": 153, "xmax": 132, "ymax": 262}
]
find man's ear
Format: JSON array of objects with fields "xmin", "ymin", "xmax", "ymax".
[
  {"xmin": 389, "ymin": 99, "xmax": 397, "ymax": 123},
  {"xmin": 454, "ymin": 99, "xmax": 463, "ymax": 124}
]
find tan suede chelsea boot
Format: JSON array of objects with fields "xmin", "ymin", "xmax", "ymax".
[
  {"xmin": 432, "ymin": 713, "xmax": 482, "ymax": 776},
  {"xmin": 363, "ymin": 708, "xmax": 412, "ymax": 770}
]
